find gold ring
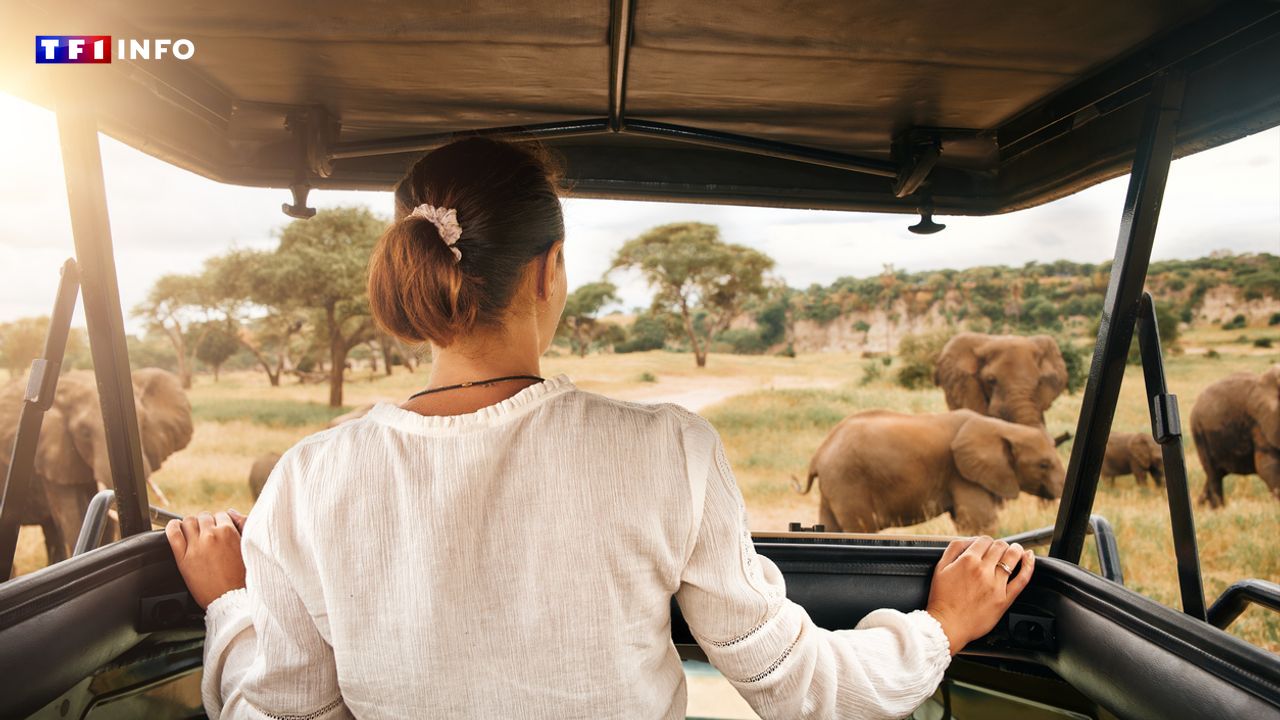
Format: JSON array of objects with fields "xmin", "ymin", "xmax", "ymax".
[{"xmin": 996, "ymin": 561, "xmax": 1014, "ymax": 575}]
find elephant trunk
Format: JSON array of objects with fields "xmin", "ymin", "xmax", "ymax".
[{"xmin": 992, "ymin": 387, "xmax": 1045, "ymax": 427}]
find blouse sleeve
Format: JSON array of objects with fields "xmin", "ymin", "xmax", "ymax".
[
  {"xmin": 201, "ymin": 452, "xmax": 351, "ymax": 720},
  {"xmin": 673, "ymin": 418, "xmax": 951, "ymax": 720}
]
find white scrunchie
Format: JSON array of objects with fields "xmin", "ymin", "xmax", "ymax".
[{"xmin": 409, "ymin": 203, "xmax": 463, "ymax": 263}]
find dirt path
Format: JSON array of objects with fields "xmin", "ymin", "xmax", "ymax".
[{"xmin": 611, "ymin": 374, "xmax": 841, "ymax": 412}]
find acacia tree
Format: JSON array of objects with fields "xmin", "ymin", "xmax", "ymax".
[
  {"xmin": 612, "ymin": 223, "xmax": 774, "ymax": 368},
  {"xmin": 203, "ymin": 250, "xmax": 305, "ymax": 387},
  {"xmin": 132, "ymin": 273, "xmax": 216, "ymax": 388},
  {"xmin": 194, "ymin": 321, "xmax": 240, "ymax": 381},
  {"xmin": 268, "ymin": 207, "xmax": 384, "ymax": 406},
  {"xmin": 0, "ymin": 317, "xmax": 50, "ymax": 377},
  {"xmin": 559, "ymin": 281, "xmax": 619, "ymax": 357}
]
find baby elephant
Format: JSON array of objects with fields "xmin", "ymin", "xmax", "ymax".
[
  {"xmin": 1101, "ymin": 432, "xmax": 1164, "ymax": 487},
  {"xmin": 795, "ymin": 409, "xmax": 1065, "ymax": 535},
  {"xmin": 248, "ymin": 452, "xmax": 282, "ymax": 500},
  {"xmin": 247, "ymin": 403, "xmax": 378, "ymax": 499}
]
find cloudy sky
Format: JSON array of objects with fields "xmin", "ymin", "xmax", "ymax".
[{"xmin": 0, "ymin": 92, "xmax": 1276, "ymax": 332}]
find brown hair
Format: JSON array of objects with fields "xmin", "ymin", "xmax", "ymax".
[{"xmin": 368, "ymin": 137, "xmax": 564, "ymax": 347}]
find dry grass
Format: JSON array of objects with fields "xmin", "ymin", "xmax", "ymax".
[
  {"xmin": 706, "ymin": 339, "xmax": 1280, "ymax": 652},
  {"xmin": 12, "ymin": 342, "xmax": 1278, "ymax": 652}
]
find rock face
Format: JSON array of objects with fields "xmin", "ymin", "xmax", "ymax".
[
  {"xmin": 1197, "ymin": 286, "xmax": 1280, "ymax": 325},
  {"xmin": 789, "ymin": 294, "xmax": 961, "ymax": 355}
]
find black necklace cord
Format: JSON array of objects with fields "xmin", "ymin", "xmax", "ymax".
[{"xmin": 406, "ymin": 374, "xmax": 546, "ymax": 401}]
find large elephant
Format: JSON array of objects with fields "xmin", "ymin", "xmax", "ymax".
[
  {"xmin": 934, "ymin": 333, "xmax": 1068, "ymax": 427},
  {"xmin": 1190, "ymin": 364, "xmax": 1280, "ymax": 508},
  {"xmin": 1101, "ymin": 431, "xmax": 1164, "ymax": 487},
  {"xmin": 0, "ymin": 368, "xmax": 193, "ymax": 563},
  {"xmin": 795, "ymin": 409, "xmax": 1065, "ymax": 534}
]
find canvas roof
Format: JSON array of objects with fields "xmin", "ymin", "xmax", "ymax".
[{"xmin": 4, "ymin": 0, "xmax": 1279, "ymax": 215}]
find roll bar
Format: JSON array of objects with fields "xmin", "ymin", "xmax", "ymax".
[
  {"xmin": 1004, "ymin": 515, "xmax": 1124, "ymax": 586},
  {"xmin": 1207, "ymin": 579, "xmax": 1280, "ymax": 631},
  {"xmin": 72, "ymin": 489, "xmax": 183, "ymax": 558},
  {"xmin": 55, "ymin": 103, "xmax": 152, "ymax": 539},
  {"xmin": 1049, "ymin": 72, "xmax": 1183, "ymax": 562},
  {"xmin": 0, "ymin": 260, "xmax": 80, "ymax": 577}
]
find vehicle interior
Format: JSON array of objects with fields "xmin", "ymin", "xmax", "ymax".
[{"xmin": 1, "ymin": 1, "xmax": 1279, "ymax": 718}]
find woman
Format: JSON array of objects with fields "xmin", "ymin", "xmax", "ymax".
[{"xmin": 167, "ymin": 137, "xmax": 1034, "ymax": 720}]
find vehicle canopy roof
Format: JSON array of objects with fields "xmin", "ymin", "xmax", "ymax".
[{"xmin": 4, "ymin": 0, "xmax": 1280, "ymax": 215}]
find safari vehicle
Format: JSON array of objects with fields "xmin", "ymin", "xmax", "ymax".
[{"xmin": 1, "ymin": 1, "xmax": 1279, "ymax": 718}]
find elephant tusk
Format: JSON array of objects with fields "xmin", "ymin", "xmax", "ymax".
[{"xmin": 147, "ymin": 478, "xmax": 170, "ymax": 507}]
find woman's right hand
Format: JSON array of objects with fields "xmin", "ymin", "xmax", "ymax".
[{"xmin": 925, "ymin": 536, "xmax": 1034, "ymax": 655}]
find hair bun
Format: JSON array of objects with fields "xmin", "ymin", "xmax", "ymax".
[{"xmin": 368, "ymin": 137, "xmax": 564, "ymax": 347}]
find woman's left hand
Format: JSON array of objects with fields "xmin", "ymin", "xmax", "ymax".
[{"xmin": 166, "ymin": 510, "xmax": 248, "ymax": 609}]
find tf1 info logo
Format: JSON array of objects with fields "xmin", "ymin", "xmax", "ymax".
[{"xmin": 35, "ymin": 36, "xmax": 196, "ymax": 64}]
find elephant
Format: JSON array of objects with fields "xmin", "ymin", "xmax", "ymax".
[
  {"xmin": 0, "ymin": 368, "xmax": 193, "ymax": 564},
  {"xmin": 1101, "ymin": 432, "xmax": 1164, "ymax": 487},
  {"xmin": 934, "ymin": 333, "xmax": 1068, "ymax": 428},
  {"xmin": 794, "ymin": 409, "xmax": 1065, "ymax": 534},
  {"xmin": 249, "ymin": 452, "xmax": 282, "ymax": 500},
  {"xmin": 1190, "ymin": 364, "xmax": 1280, "ymax": 508},
  {"xmin": 248, "ymin": 403, "xmax": 376, "ymax": 499}
]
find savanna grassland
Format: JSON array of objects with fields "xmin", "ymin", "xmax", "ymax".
[{"xmin": 13, "ymin": 335, "xmax": 1280, "ymax": 652}]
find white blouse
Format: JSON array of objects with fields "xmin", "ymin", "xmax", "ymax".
[{"xmin": 204, "ymin": 375, "xmax": 950, "ymax": 719}]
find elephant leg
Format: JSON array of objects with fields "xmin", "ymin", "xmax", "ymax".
[
  {"xmin": 1255, "ymin": 449, "xmax": 1280, "ymax": 502},
  {"xmin": 40, "ymin": 517, "xmax": 67, "ymax": 565},
  {"xmin": 949, "ymin": 482, "xmax": 1000, "ymax": 536},
  {"xmin": 1101, "ymin": 473, "xmax": 1115, "ymax": 487},
  {"xmin": 1199, "ymin": 468, "xmax": 1226, "ymax": 509},
  {"xmin": 1132, "ymin": 467, "xmax": 1148, "ymax": 487},
  {"xmin": 818, "ymin": 495, "xmax": 842, "ymax": 532},
  {"xmin": 43, "ymin": 482, "xmax": 95, "ymax": 560}
]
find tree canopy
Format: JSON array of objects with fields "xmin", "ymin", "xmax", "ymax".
[
  {"xmin": 612, "ymin": 222, "xmax": 774, "ymax": 367},
  {"xmin": 270, "ymin": 207, "xmax": 385, "ymax": 405},
  {"xmin": 559, "ymin": 281, "xmax": 619, "ymax": 357}
]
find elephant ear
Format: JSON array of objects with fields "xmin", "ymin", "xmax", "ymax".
[
  {"xmin": 935, "ymin": 334, "xmax": 989, "ymax": 414},
  {"xmin": 133, "ymin": 369, "xmax": 194, "ymax": 471},
  {"xmin": 1032, "ymin": 335, "xmax": 1069, "ymax": 409},
  {"xmin": 1247, "ymin": 365, "xmax": 1280, "ymax": 448},
  {"xmin": 951, "ymin": 416, "xmax": 1021, "ymax": 500}
]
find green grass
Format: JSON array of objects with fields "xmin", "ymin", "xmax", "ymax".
[
  {"xmin": 12, "ymin": 344, "xmax": 1278, "ymax": 653},
  {"xmin": 192, "ymin": 397, "xmax": 350, "ymax": 427},
  {"xmin": 700, "ymin": 345, "xmax": 1280, "ymax": 652}
]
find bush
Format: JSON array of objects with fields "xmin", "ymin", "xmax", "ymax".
[
  {"xmin": 638, "ymin": 371, "xmax": 657, "ymax": 383},
  {"xmin": 859, "ymin": 360, "xmax": 883, "ymax": 386},
  {"xmin": 715, "ymin": 328, "xmax": 769, "ymax": 355},
  {"xmin": 776, "ymin": 343, "xmax": 796, "ymax": 358},
  {"xmin": 894, "ymin": 329, "xmax": 955, "ymax": 390},
  {"xmin": 615, "ymin": 314, "xmax": 667, "ymax": 353},
  {"xmin": 755, "ymin": 299, "xmax": 790, "ymax": 346},
  {"xmin": 1255, "ymin": 337, "xmax": 1274, "ymax": 348},
  {"xmin": 1206, "ymin": 348, "xmax": 1221, "ymax": 359},
  {"xmin": 1057, "ymin": 337, "xmax": 1088, "ymax": 394},
  {"xmin": 1223, "ymin": 313, "xmax": 1247, "ymax": 330},
  {"xmin": 1269, "ymin": 312, "xmax": 1280, "ymax": 326}
]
